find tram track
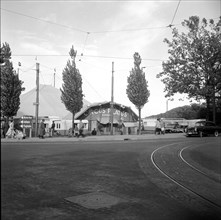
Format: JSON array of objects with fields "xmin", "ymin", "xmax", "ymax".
[
  {"xmin": 180, "ymin": 145, "xmax": 221, "ymax": 184},
  {"xmin": 150, "ymin": 141, "xmax": 221, "ymax": 211}
]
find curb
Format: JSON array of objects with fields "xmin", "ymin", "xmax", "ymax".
[{"xmin": 1, "ymin": 133, "xmax": 186, "ymax": 143}]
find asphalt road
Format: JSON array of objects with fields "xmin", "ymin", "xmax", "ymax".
[{"xmin": 1, "ymin": 137, "xmax": 221, "ymax": 220}]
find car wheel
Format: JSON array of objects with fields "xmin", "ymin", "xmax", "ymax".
[{"xmin": 214, "ymin": 131, "xmax": 219, "ymax": 137}]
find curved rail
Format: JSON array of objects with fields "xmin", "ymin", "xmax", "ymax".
[
  {"xmin": 179, "ymin": 145, "xmax": 221, "ymax": 183},
  {"xmin": 151, "ymin": 142, "xmax": 221, "ymax": 209}
]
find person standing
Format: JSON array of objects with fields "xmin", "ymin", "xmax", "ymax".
[
  {"xmin": 160, "ymin": 119, "xmax": 165, "ymax": 135},
  {"xmin": 74, "ymin": 125, "xmax": 79, "ymax": 137},
  {"xmin": 6, "ymin": 119, "xmax": 15, "ymax": 139},
  {"xmin": 39, "ymin": 119, "xmax": 45, "ymax": 139},
  {"xmin": 155, "ymin": 118, "xmax": 161, "ymax": 135},
  {"xmin": 2, "ymin": 119, "xmax": 9, "ymax": 138},
  {"xmin": 51, "ymin": 121, "xmax": 55, "ymax": 137},
  {"xmin": 79, "ymin": 125, "xmax": 84, "ymax": 137}
]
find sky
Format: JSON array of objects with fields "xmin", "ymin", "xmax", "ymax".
[{"xmin": 1, "ymin": 0, "xmax": 220, "ymax": 117}]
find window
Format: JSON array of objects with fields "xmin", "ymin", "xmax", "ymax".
[{"xmin": 206, "ymin": 122, "xmax": 215, "ymax": 126}]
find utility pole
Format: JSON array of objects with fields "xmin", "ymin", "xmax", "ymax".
[
  {"xmin": 110, "ymin": 62, "xmax": 114, "ymax": 135},
  {"xmin": 54, "ymin": 68, "xmax": 56, "ymax": 87},
  {"xmin": 17, "ymin": 62, "xmax": 21, "ymax": 78},
  {"xmin": 34, "ymin": 62, "xmax": 40, "ymax": 137}
]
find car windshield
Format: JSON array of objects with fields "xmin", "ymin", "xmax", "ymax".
[{"xmin": 195, "ymin": 121, "xmax": 205, "ymax": 127}]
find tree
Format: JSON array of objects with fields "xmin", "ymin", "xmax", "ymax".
[
  {"xmin": 157, "ymin": 16, "xmax": 221, "ymax": 123},
  {"xmin": 60, "ymin": 46, "xmax": 84, "ymax": 134},
  {"xmin": 126, "ymin": 52, "xmax": 150, "ymax": 134},
  {"xmin": 0, "ymin": 42, "xmax": 25, "ymax": 121}
]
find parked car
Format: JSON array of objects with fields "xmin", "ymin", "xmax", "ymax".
[{"xmin": 186, "ymin": 121, "xmax": 221, "ymax": 137}]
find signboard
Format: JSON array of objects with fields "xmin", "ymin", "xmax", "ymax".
[
  {"xmin": 88, "ymin": 108, "xmax": 129, "ymax": 121},
  {"xmin": 21, "ymin": 115, "xmax": 33, "ymax": 128}
]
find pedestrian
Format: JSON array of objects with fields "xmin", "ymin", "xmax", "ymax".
[
  {"xmin": 91, "ymin": 128, "xmax": 97, "ymax": 136},
  {"xmin": 128, "ymin": 127, "xmax": 131, "ymax": 135},
  {"xmin": 39, "ymin": 119, "xmax": 45, "ymax": 139},
  {"xmin": 160, "ymin": 119, "xmax": 165, "ymax": 135},
  {"xmin": 2, "ymin": 119, "xmax": 9, "ymax": 138},
  {"xmin": 155, "ymin": 118, "xmax": 161, "ymax": 135},
  {"xmin": 79, "ymin": 125, "xmax": 84, "ymax": 137},
  {"xmin": 74, "ymin": 125, "xmax": 79, "ymax": 137},
  {"xmin": 51, "ymin": 121, "xmax": 55, "ymax": 137},
  {"xmin": 6, "ymin": 119, "xmax": 15, "ymax": 139}
]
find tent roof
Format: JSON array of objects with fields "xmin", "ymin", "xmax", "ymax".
[
  {"xmin": 16, "ymin": 84, "xmax": 91, "ymax": 119},
  {"xmin": 75, "ymin": 101, "xmax": 138, "ymax": 121}
]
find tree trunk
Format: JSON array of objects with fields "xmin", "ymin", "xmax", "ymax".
[
  {"xmin": 206, "ymin": 97, "xmax": 210, "ymax": 121},
  {"xmin": 212, "ymin": 91, "xmax": 216, "ymax": 124},
  {"xmin": 72, "ymin": 112, "xmax": 75, "ymax": 136},
  {"xmin": 138, "ymin": 107, "xmax": 141, "ymax": 135}
]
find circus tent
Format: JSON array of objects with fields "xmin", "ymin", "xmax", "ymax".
[{"xmin": 16, "ymin": 84, "xmax": 91, "ymax": 119}]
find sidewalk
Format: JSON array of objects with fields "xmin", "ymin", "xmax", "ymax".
[{"xmin": 1, "ymin": 133, "xmax": 186, "ymax": 143}]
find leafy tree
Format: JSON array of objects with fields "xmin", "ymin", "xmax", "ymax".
[
  {"xmin": 126, "ymin": 52, "xmax": 150, "ymax": 134},
  {"xmin": 0, "ymin": 42, "xmax": 25, "ymax": 121},
  {"xmin": 157, "ymin": 16, "xmax": 221, "ymax": 123},
  {"xmin": 60, "ymin": 46, "xmax": 84, "ymax": 133}
]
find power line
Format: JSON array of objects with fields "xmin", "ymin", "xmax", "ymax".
[
  {"xmin": 91, "ymin": 25, "xmax": 170, "ymax": 34},
  {"xmin": 1, "ymin": 8, "xmax": 87, "ymax": 33},
  {"xmin": 82, "ymin": 32, "xmax": 90, "ymax": 54},
  {"xmin": 11, "ymin": 54, "xmax": 165, "ymax": 61},
  {"xmin": 1, "ymin": 7, "xmax": 180, "ymax": 34},
  {"xmin": 81, "ymin": 75, "xmax": 106, "ymax": 101},
  {"xmin": 19, "ymin": 64, "xmax": 36, "ymax": 73},
  {"xmin": 169, "ymin": 0, "xmax": 181, "ymax": 27}
]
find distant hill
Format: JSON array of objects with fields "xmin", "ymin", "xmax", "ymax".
[{"xmin": 145, "ymin": 104, "xmax": 207, "ymax": 120}]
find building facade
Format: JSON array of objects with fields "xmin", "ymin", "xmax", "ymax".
[{"xmin": 76, "ymin": 101, "xmax": 138, "ymax": 135}]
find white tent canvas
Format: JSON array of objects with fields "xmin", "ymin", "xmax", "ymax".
[{"xmin": 17, "ymin": 84, "xmax": 91, "ymax": 119}]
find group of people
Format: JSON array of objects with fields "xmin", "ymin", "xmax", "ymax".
[
  {"xmin": 155, "ymin": 118, "xmax": 165, "ymax": 135},
  {"xmin": 39, "ymin": 120, "xmax": 61, "ymax": 139},
  {"xmin": 1, "ymin": 119, "xmax": 26, "ymax": 139},
  {"xmin": 73, "ymin": 125, "xmax": 86, "ymax": 137}
]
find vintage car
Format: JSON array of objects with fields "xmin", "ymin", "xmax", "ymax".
[{"xmin": 186, "ymin": 121, "xmax": 221, "ymax": 137}]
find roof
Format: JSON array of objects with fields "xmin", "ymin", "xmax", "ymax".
[
  {"xmin": 16, "ymin": 84, "xmax": 91, "ymax": 120},
  {"xmin": 75, "ymin": 101, "xmax": 138, "ymax": 122}
]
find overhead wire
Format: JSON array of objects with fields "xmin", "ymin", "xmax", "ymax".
[
  {"xmin": 1, "ymin": 7, "xmax": 87, "ymax": 33},
  {"xmin": 81, "ymin": 75, "xmax": 106, "ymax": 101},
  {"xmin": 2, "ymin": 0, "xmax": 184, "ymax": 82},
  {"xmin": 19, "ymin": 64, "xmax": 36, "ymax": 73},
  {"xmin": 168, "ymin": 0, "xmax": 181, "ymax": 28},
  {"xmin": 11, "ymin": 54, "xmax": 165, "ymax": 61},
  {"xmin": 91, "ymin": 25, "xmax": 170, "ymax": 34},
  {"xmin": 1, "ymin": 7, "xmax": 181, "ymax": 34},
  {"xmin": 1, "ymin": 2, "xmax": 182, "ymax": 64},
  {"xmin": 79, "ymin": 32, "xmax": 90, "ymax": 61}
]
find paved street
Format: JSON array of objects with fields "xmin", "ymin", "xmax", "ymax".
[{"xmin": 1, "ymin": 135, "xmax": 221, "ymax": 220}]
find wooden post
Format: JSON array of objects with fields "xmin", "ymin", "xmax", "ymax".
[
  {"xmin": 110, "ymin": 62, "xmax": 114, "ymax": 135},
  {"xmin": 35, "ymin": 63, "xmax": 40, "ymax": 137}
]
